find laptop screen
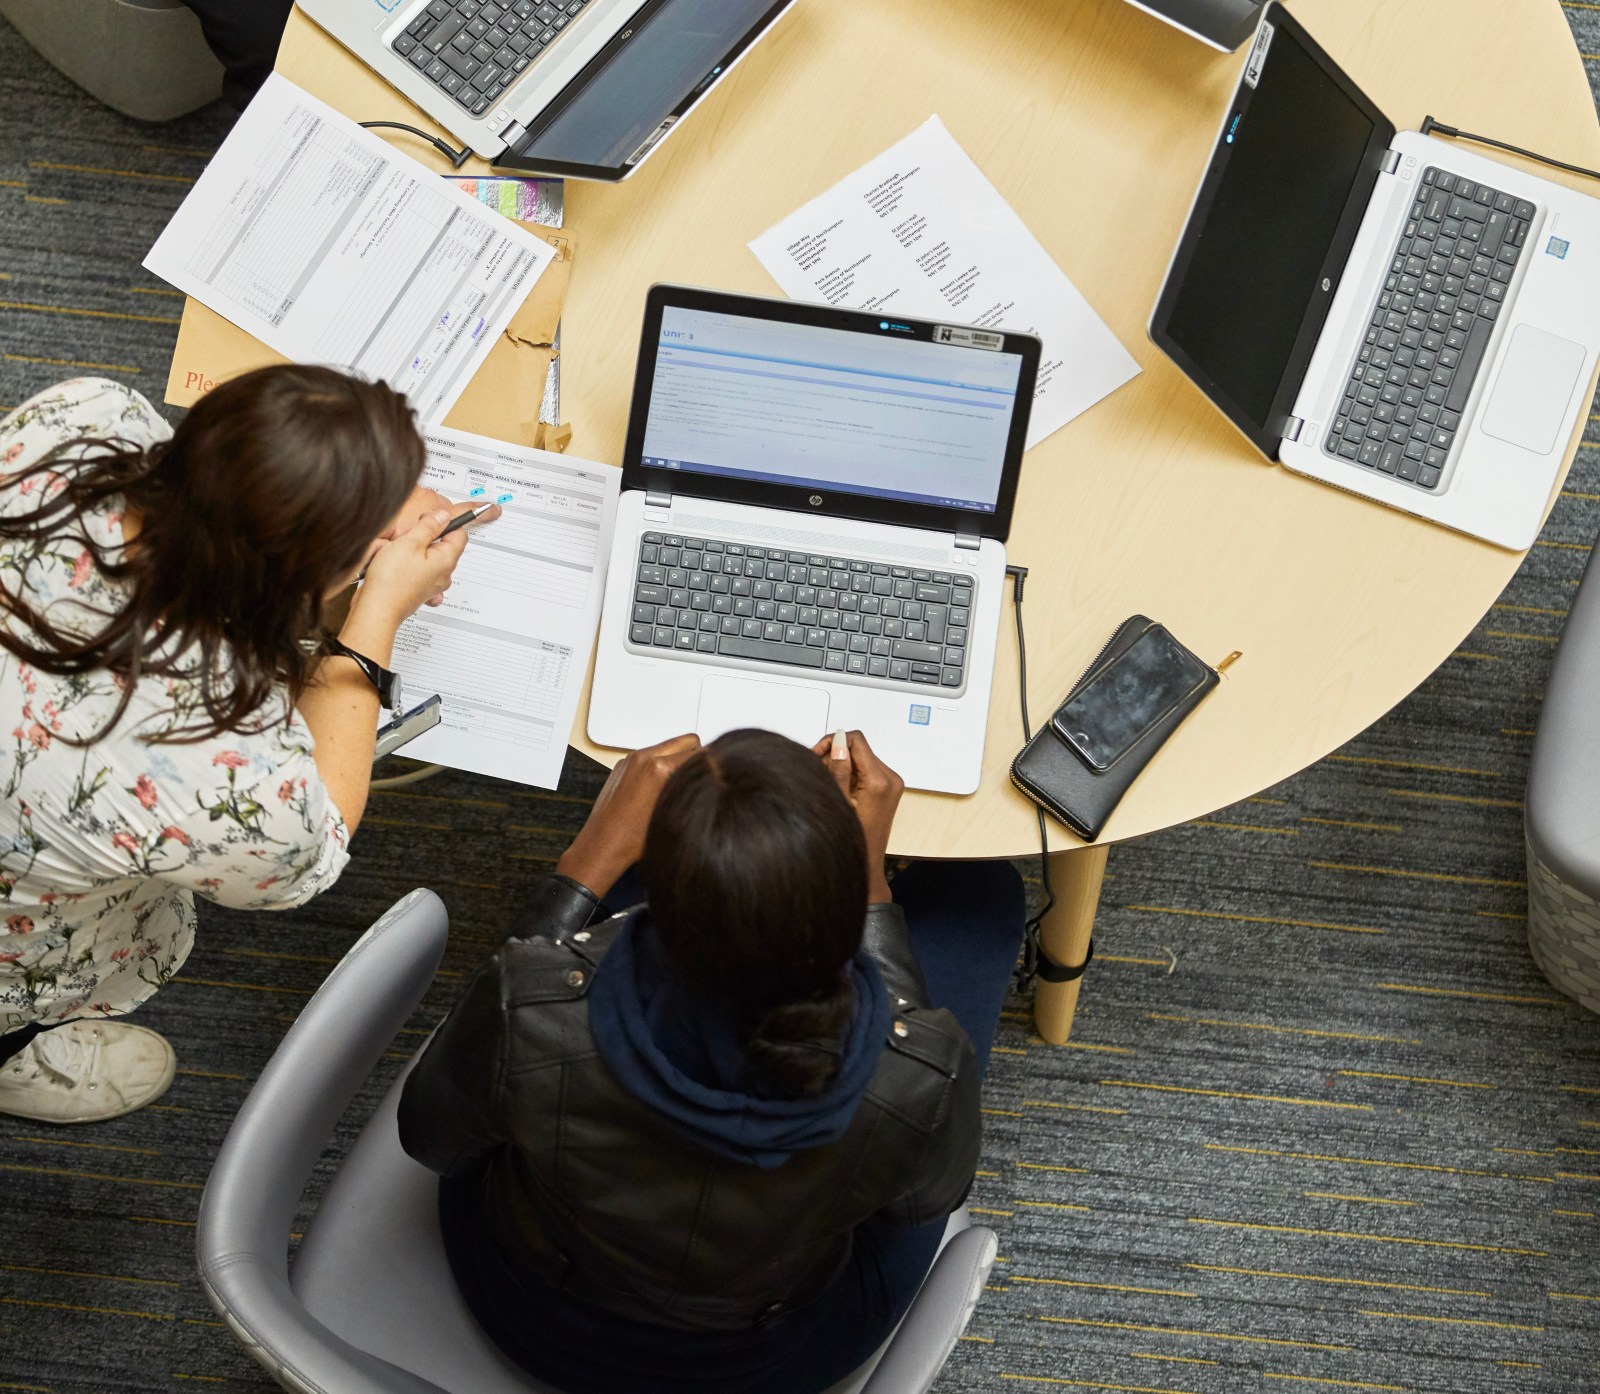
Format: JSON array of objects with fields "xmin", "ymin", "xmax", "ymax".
[
  {"xmin": 1156, "ymin": 14, "xmax": 1385, "ymax": 441},
  {"xmin": 638, "ymin": 306, "xmax": 1026, "ymax": 514}
]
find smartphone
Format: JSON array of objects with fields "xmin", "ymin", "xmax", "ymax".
[
  {"xmin": 1051, "ymin": 625, "xmax": 1209, "ymax": 772},
  {"xmin": 374, "ymin": 694, "xmax": 443, "ymax": 761}
]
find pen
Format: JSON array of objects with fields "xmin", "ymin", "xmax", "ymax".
[{"xmin": 438, "ymin": 503, "xmax": 496, "ymax": 539}]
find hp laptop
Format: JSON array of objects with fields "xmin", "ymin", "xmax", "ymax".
[
  {"xmin": 588, "ymin": 286, "xmax": 1040, "ymax": 796},
  {"xmin": 297, "ymin": 0, "xmax": 794, "ymax": 180},
  {"xmin": 1150, "ymin": 3, "xmax": 1600, "ymax": 551},
  {"xmin": 1122, "ymin": 0, "xmax": 1261, "ymax": 52}
]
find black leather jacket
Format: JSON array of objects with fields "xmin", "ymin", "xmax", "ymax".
[{"xmin": 397, "ymin": 875, "xmax": 980, "ymax": 1331}]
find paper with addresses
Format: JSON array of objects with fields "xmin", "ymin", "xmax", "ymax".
[
  {"xmin": 749, "ymin": 116, "xmax": 1139, "ymax": 448},
  {"xmin": 392, "ymin": 427, "xmax": 620, "ymax": 789},
  {"xmin": 144, "ymin": 73, "xmax": 555, "ymax": 424}
]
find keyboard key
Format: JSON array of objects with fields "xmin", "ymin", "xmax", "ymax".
[
  {"xmin": 1444, "ymin": 317, "xmax": 1492, "ymax": 412},
  {"xmin": 719, "ymin": 637, "xmax": 825, "ymax": 668},
  {"xmin": 893, "ymin": 639, "xmax": 944, "ymax": 664}
]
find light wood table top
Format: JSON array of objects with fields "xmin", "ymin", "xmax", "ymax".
[{"xmin": 234, "ymin": 0, "xmax": 1600, "ymax": 859}]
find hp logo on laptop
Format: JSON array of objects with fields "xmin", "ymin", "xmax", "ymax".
[{"xmin": 809, "ymin": 495, "xmax": 824, "ymax": 507}]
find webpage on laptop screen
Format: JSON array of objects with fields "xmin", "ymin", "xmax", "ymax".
[{"xmin": 640, "ymin": 307, "xmax": 1022, "ymax": 512}]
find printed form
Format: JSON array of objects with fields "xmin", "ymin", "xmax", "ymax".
[
  {"xmin": 144, "ymin": 73, "xmax": 555, "ymax": 423},
  {"xmin": 749, "ymin": 116, "xmax": 1140, "ymax": 449},
  {"xmin": 393, "ymin": 427, "xmax": 620, "ymax": 789}
]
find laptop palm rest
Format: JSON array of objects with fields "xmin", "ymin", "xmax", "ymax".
[
  {"xmin": 695, "ymin": 674, "xmax": 830, "ymax": 747},
  {"xmin": 1480, "ymin": 324, "xmax": 1586, "ymax": 456}
]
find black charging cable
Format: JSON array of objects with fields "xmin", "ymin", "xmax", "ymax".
[
  {"xmin": 1006, "ymin": 563, "xmax": 1063, "ymax": 992},
  {"xmin": 1420, "ymin": 116, "xmax": 1600, "ymax": 185},
  {"xmin": 359, "ymin": 120, "xmax": 474, "ymax": 170}
]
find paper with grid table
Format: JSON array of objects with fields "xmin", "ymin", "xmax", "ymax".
[
  {"xmin": 387, "ymin": 426, "xmax": 619, "ymax": 788},
  {"xmin": 144, "ymin": 73, "xmax": 556, "ymax": 424}
]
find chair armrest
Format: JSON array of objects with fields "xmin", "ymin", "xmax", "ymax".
[
  {"xmin": 859, "ymin": 1226, "xmax": 998, "ymax": 1394},
  {"xmin": 196, "ymin": 889, "xmax": 451, "ymax": 1394},
  {"xmin": 1527, "ymin": 543, "xmax": 1600, "ymax": 889}
]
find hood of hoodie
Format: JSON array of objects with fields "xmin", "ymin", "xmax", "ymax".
[{"xmin": 587, "ymin": 910, "xmax": 892, "ymax": 1170}]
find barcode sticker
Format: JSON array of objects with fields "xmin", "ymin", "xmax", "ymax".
[{"xmin": 933, "ymin": 325, "xmax": 1005, "ymax": 351}]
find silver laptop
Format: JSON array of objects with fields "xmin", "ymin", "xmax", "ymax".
[
  {"xmin": 1150, "ymin": 3, "xmax": 1600, "ymax": 551},
  {"xmin": 297, "ymin": 0, "xmax": 794, "ymax": 180},
  {"xmin": 588, "ymin": 286, "xmax": 1040, "ymax": 796}
]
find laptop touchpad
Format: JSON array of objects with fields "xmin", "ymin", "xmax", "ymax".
[
  {"xmin": 695, "ymin": 674, "xmax": 830, "ymax": 748},
  {"xmin": 1480, "ymin": 324, "xmax": 1586, "ymax": 456}
]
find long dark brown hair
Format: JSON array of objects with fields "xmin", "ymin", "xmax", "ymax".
[
  {"xmin": 0, "ymin": 366, "xmax": 424, "ymax": 742},
  {"xmin": 644, "ymin": 729, "xmax": 869, "ymax": 1098}
]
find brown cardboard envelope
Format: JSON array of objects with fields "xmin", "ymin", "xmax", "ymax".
[{"xmin": 162, "ymin": 223, "xmax": 574, "ymax": 450}]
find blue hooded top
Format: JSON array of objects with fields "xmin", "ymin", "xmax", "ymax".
[{"xmin": 587, "ymin": 912, "xmax": 892, "ymax": 1170}]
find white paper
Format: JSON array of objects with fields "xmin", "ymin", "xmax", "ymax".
[
  {"xmin": 389, "ymin": 427, "xmax": 620, "ymax": 789},
  {"xmin": 749, "ymin": 117, "xmax": 1140, "ymax": 448},
  {"xmin": 144, "ymin": 74, "xmax": 556, "ymax": 424}
]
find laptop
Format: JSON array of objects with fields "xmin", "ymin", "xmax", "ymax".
[
  {"xmin": 587, "ymin": 286, "xmax": 1040, "ymax": 796},
  {"xmin": 1150, "ymin": 2, "xmax": 1600, "ymax": 551},
  {"xmin": 296, "ymin": 0, "xmax": 794, "ymax": 180},
  {"xmin": 1121, "ymin": 0, "xmax": 1261, "ymax": 52}
]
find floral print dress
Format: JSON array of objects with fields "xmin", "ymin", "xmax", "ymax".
[{"xmin": 0, "ymin": 379, "xmax": 350, "ymax": 1032}]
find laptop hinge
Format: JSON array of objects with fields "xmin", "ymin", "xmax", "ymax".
[
  {"xmin": 1379, "ymin": 149, "xmax": 1402, "ymax": 175},
  {"xmin": 1281, "ymin": 416, "xmax": 1306, "ymax": 444},
  {"xmin": 645, "ymin": 486, "xmax": 673, "ymax": 508},
  {"xmin": 954, "ymin": 529, "xmax": 981, "ymax": 552},
  {"xmin": 500, "ymin": 119, "xmax": 528, "ymax": 150}
]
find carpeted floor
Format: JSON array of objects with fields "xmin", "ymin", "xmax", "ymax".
[{"xmin": 2, "ymin": 8, "xmax": 1599, "ymax": 1394}]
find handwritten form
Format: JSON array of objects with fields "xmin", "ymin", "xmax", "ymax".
[
  {"xmin": 144, "ymin": 74, "xmax": 555, "ymax": 424},
  {"xmin": 392, "ymin": 427, "xmax": 619, "ymax": 789},
  {"xmin": 749, "ymin": 117, "xmax": 1139, "ymax": 449}
]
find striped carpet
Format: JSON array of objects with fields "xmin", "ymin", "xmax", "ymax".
[{"xmin": 2, "ymin": 8, "xmax": 1599, "ymax": 1394}]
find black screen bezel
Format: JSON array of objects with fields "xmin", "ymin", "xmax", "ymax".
[
  {"xmin": 622, "ymin": 285, "xmax": 1040, "ymax": 541},
  {"xmin": 1148, "ymin": 2, "xmax": 1396, "ymax": 457},
  {"xmin": 493, "ymin": 0, "xmax": 793, "ymax": 182}
]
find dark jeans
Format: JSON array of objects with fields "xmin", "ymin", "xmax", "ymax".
[
  {"xmin": 446, "ymin": 858, "xmax": 1024, "ymax": 1394},
  {"xmin": 0, "ymin": 1021, "xmax": 52, "ymax": 1067},
  {"xmin": 180, "ymin": 0, "xmax": 294, "ymax": 107}
]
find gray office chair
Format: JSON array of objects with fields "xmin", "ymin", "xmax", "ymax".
[
  {"xmin": 197, "ymin": 889, "xmax": 997, "ymax": 1394},
  {"xmin": 1525, "ymin": 538, "xmax": 1600, "ymax": 1014},
  {"xmin": 0, "ymin": 0, "xmax": 223, "ymax": 121}
]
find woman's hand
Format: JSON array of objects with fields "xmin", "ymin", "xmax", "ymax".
[
  {"xmin": 382, "ymin": 485, "xmax": 454, "ymax": 541},
  {"xmin": 813, "ymin": 729, "xmax": 904, "ymax": 903},
  {"xmin": 362, "ymin": 492, "xmax": 499, "ymax": 608},
  {"xmin": 556, "ymin": 733, "xmax": 702, "ymax": 900},
  {"xmin": 355, "ymin": 508, "xmax": 474, "ymax": 631}
]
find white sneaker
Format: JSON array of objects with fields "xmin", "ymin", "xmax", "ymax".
[{"xmin": 0, "ymin": 1021, "xmax": 176, "ymax": 1124}]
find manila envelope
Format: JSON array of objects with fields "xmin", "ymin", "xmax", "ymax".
[{"xmin": 162, "ymin": 224, "xmax": 574, "ymax": 450}]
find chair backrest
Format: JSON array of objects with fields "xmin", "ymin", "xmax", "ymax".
[
  {"xmin": 0, "ymin": 0, "xmax": 224, "ymax": 121},
  {"xmin": 1527, "ymin": 540, "xmax": 1600, "ymax": 888},
  {"xmin": 196, "ymin": 889, "xmax": 453, "ymax": 1394}
]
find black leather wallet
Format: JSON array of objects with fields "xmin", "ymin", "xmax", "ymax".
[{"xmin": 1010, "ymin": 615, "xmax": 1219, "ymax": 841}]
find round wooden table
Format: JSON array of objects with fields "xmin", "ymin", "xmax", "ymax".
[
  {"xmin": 553, "ymin": 0, "xmax": 1600, "ymax": 1039},
  {"xmin": 250, "ymin": 0, "xmax": 1600, "ymax": 1041}
]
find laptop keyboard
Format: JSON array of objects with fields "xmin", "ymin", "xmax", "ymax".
[
  {"xmin": 392, "ymin": 0, "xmax": 591, "ymax": 117},
  {"xmin": 628, "ymin": 533, "xmax": 976, "ymax": 693},
  {"xmin": 1324, "ymin": 166, "xmax": 1535, "ymax": 490}
]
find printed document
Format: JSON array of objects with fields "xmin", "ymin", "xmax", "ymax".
[
  {"xmin": 749, "ymin": 116, "xmax": 1139, "ymax": 448},
  {"xmin": 391, "ymin": 427, "xmax": 620, "ymax": 789},
  {"xmin": 144, "ymin": 74, "xmax": 555, "ymax": 423}
]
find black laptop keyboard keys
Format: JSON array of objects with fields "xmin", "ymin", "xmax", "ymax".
[
  {"xmin": 1324, "ymin": 165, "xmax": 1533, "ymax": 491},
  {"xmin": 393, "ymin": 0, "xmax": 593, "ymax": 115},
  {"xmin": 627, "ymin": 533, "xmax": 975, "ymax": 694}
]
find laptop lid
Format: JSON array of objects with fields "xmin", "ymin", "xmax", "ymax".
[
  {"xmin": 1148, "ymin": 3, "xmax": 1395, "ymax": 456},
  {"xmin": 621, "ymin": 286, "xmax": 1041, "ymax": 543},
  {"xmin": 1122, "ymin": 0, "xmax": 1262, "ymax": 52},
  {"xmin": 495, "ymin": 0, "xmax": 794, "ymax": 181}
]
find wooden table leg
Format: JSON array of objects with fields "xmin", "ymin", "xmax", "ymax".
[{"xmin": 1032, "ymin": 843, "xmax": 1109, "ymax": 1044}]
